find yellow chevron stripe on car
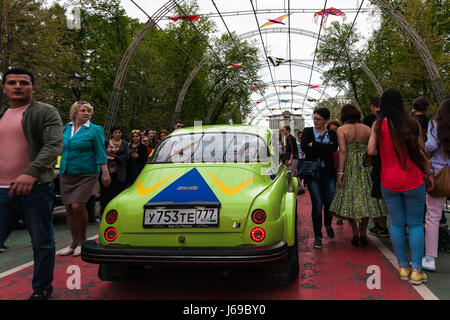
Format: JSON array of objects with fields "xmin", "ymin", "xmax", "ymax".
[
  {"xmin": 206, "ymin": 171, "xmax": 255, "ymax": 196},
  {"xmin": 136, "ymin": 172, "xmax": 180, "ymax": 197}
]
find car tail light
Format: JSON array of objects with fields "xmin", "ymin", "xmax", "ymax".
[
  {"xmin": 251, "ymin": 209, "xmax": 266, "ymax": 224},
  {"xmin": 104, "ymin": 227, "xmax": 117, "ymax": 242},
  {"xmin": 105, "ymin": 210, "xmax": 118, "ymax": 224},
  {"xmin": 250, "ymin": 227, "xmax": 266, "ymax": 242}
]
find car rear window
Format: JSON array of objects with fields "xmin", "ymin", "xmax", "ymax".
[{"xmin": 149, "ymin": 132, "xmax": 270, "ymax": 164}]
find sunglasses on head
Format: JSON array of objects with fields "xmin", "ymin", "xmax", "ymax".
[{"xmin": 77, "ymin": 101, "xmax": 89, "ymax": 105}]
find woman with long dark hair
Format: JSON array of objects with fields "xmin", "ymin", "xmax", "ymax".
[
  {"xmin": 99, "ymin": 126, "xmax": 129, "ymax": 215},
  {"xmin": 126, "ymin": 129, "xmax": 148, "ymax": 186},
  {"xmin": 422, "ymin": 98, "xmax": 450, "ymax": 271},
  {"xmin": 367, "ymin": 88, "xmax": 433, "ymax": 285}
]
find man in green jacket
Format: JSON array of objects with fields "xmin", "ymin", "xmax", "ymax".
[{"xmin": 0, "ymin": 68, "xmax": 63, "ymax": 300}]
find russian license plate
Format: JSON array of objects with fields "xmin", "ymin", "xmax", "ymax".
[{"xmin": 143, "ymin": 207, "xmax": 219, "ymax": 228}]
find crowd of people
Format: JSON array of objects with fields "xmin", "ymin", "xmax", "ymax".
[
  {"xmin": 0, "ymin": 67, "xmax": 449, "ymax": 299},
  {"xmin": 0, "ymin": 68, "xmax": 186, "ymax": 299},
  {"xmin": 281, "ymin": 88, "xmax": 450, "ymax": 286}
]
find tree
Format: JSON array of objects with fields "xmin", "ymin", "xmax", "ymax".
[
  {"xmin": 315, "ymin": 21, "xmax": 367, "ymax": 114},
  {"xmin": 0, "ymin": 0, "xmax": 82, "ymax": 113}
]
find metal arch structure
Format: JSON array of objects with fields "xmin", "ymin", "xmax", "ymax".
[
  {"xmin": 204, "ymin": 78, "xmax": 333, "ymax": 125},
  {"xmin": 104, "ymin": 1, "xmax": 178, "ymax": 135},
  {"xmin": 248, "ymin": 100, "xmax": 315, "ymax": 124},
  {"xmin": 248, "ymin": 91, "xmax": 317, "ymax": 124},
  {"xmin": 173, "ymin": 26, "xmax": 371, "ymax": 125},
  {"xmin": 257, "ymin": 60, "xmax": 361, "ymax": 110},
  {"xmin": 258, "ymin": 79, "xmax": 333, "ymax": 99},
  {"xmin": 373, "ymin": 0, "xmax": 446, "ymax": 103},
  {"xmin": 239, "ymin": 27, "xmax": 384, "ymax": 96},
  {"xmin": 107, "ymin": 0, "xmax": 444, "ymax": 133},
  {"xmin": 177, "ymin": 57, "xmax": 359, "ymax": 127},
  {"xmin": 173, "ymin": 54, "xmax": 210, "ymax": 123}
]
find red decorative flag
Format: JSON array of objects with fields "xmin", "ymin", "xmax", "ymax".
[
  {"xmin": 227, "ymin": 62, "xmax": 243, "ymax": 69},
  {"xmin": 314, "ymin": 8, "xmax": 346, "ymax": 29},
  {"xmin": 261, "ymin": 14, "xmax": 290, "ymax": 28},
  {"xmin": 169, "ymin": 15, "xmax": 200, "ymax": 22},
  {"xmin": 251, "ymin": 85, "xmax": 267, "ymax": 91}
]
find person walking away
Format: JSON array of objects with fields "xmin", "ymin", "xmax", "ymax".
[
  {"xmin": 100, "ymin": 126, "xmax": 129, "ymax": 216},
  {"xmin": 326, "ymin": 120, "xmax": 344, "ymax": 226},
  {"xmin": 367, "ymin": 88, "xmax": 434, "ymax": 285},
  {"xmin": 126, "ymin": 129, "xmax": 149, "ymax": 186},
  {"xmin": 363, "ymin": 97, "xmax": 389, "ymax": 238},
  {"xmin": 301, "ymin": 108, "xmax": 338, "ymax": 249},
  {"xmin": 0, "ymin": 68, "xmax": 63, "ymax": 299},
  {"xmin": 283, "ymin": 125, "xmax": 302, "ymax": 195},
  {"xmin": 422, "ymin": 98, "xmax": 450, "ymax": 271},
  {"xmin": 296, "ymin": 130, "xmax": 306, "ymax": 195},
  {"xmin": 411, "ymin": 97, "xmax": 430, "ymax": 142},
  {"xmin": 58, "ymin": 101, "xmax": 111, "ymax": 257},
  {"xmin": 329, "ymin": 104, "xmax": 388, "ymax": 247}
]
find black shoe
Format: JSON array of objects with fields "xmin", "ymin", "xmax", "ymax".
[
  {"xmin": 0, "ymin": 245, "xmax": 9, "ymax": 253},
  {"xmin": 336, "ymin": 219, "xmax": 343, "ymax": 225},
  {"xmin": 370, "ymin": 225, "xmax": 382, "ymax": 235},
  {"xmin": 313, "ymin": 237, "xmax": 322, "ymax": 249},
  {"xmin": 297, "ymin": 189, "xmax": 306, "ymax": 195},
  {"xmin": 29, "ymin": 286, "xmax": 53, "ymax": 300},
  {"xmin": 326, "ymin": 227, "xmax": 335, "ymax": 239},
  {"xmin": 360, "ymin": 236, "xmax": 369, "ymax": 247},
  {"xmin": 377, "ymin": 227, "xmax": 390, "ymax": 238},
  {"xmin": 351, "ymin": 235, "xmax": 359, "ymax": 247}
]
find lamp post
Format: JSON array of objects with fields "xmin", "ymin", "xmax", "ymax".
[{"xmin": 68, "ymin": 72, "xmax": 91, "ymax": 100}]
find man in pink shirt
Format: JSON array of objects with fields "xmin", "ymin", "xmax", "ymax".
[{"xmin": 0, "ymin": 68, "xmax": 63, "ymax": 300}]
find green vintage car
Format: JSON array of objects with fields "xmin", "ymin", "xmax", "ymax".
[{"xmin": 81, "ymin": 125, "xmax": 299, "ymax": 284}]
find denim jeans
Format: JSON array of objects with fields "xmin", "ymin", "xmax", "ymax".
[
  {"xmin": 0, "ymin": 183, "xmax": 55, "ymax": 292},
  {"xmin": 306, "ymin": 172, "xmax": 336, "ymax": 239},
  {"xmin": 381, "ymin": 183, "xmax": 425, "ymax": 270}
]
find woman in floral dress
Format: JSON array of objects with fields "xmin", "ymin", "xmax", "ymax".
[{"xmin": 329, "ymin": 104, "xmax": 388, "ymax": 247}]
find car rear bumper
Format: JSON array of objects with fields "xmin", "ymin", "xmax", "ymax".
[{"xmin": 81, "ymin": 240, "xmax": 288, "ymax": 264}]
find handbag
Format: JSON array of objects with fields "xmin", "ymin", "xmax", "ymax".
[
  {"xmin": 428, "ymin": 163, "xmax": 450, "ymax": 197},
  {"xmin": 298, "ymin": 131, "xmax": 327, "ymax": 180},
  {"xmin": 363, "ymin": 151, "xmax": 373, "ymax": 167},
  {"xmin": 298, "ymin": 159, "xmax": 321, "ymax": 180}
]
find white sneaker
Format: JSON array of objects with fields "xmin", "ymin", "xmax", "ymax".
[
  {"xmin": 73, "ymin": 246, "xmax": 82, "ymax": 257},
  {"xmin": 422, "ymin": 257, "xmax": 436, "ymax": 272},
  {"xmin": 57, "ymin": 246, "xmax": 75, "ymax": 256}
]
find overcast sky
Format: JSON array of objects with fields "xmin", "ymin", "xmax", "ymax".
[{"xmin": 63, "ymin": 0, "xmax": 382, "ymax": 126}]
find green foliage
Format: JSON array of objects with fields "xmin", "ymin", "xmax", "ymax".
[
  {"xmin": 316, "ymin": 0, "xmax": 448, "ymax": 119},
  {"xmin": 0, "ymin": 0, "xmax": 262, "ymax": 139}
]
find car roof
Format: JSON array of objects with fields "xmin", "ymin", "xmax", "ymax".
[{"xmin": 169, "ymin": 125, "xmax": 272, "ymax": 142}]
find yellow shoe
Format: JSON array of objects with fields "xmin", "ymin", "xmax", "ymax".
[
  {"xmin": 409, "ymin": 271, "xmax": 428, "ymax": 285},
  {"xmin": 399, "ymin": 267, "xmax": 411, "ymax": 280}
]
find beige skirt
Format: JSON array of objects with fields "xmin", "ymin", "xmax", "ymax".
[{"xmin": 60, "ymin": 173, "xmax": 99, "ymax": 205}]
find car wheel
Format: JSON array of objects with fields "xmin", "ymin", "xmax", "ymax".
[
  {"xmin": 262, "ymin": 203, "xmax": 299, "ymax": 285},
  {"xmin": 98, "ymin": 263, "xmax": 127, "ymax": 281}
]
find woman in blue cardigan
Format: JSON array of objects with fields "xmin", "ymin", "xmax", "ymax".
[{"xmin": 58, "ymin": 101, "xmax": 111, "ymax": 256}]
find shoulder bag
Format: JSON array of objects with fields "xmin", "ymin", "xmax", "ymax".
[
  {"xmin": 428, "ymin": 159, "xmax": 450, "ymax": 197},
  {"xmin": 298, "ymin": 131, "xmax": 327, "ymax": 180}
]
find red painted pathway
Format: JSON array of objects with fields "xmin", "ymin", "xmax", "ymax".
[{"xmin": 0, "ymin": 192, "xmax": 422, "ymax": 300}]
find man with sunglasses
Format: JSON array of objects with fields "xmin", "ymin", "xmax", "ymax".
[
  {"xmin": 0, "ymin": 68, "xmax": 63, "ymax": 300},
  {"xmin": 173, "ymin": 120, "xmax": 184, "ymax": 131}
]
